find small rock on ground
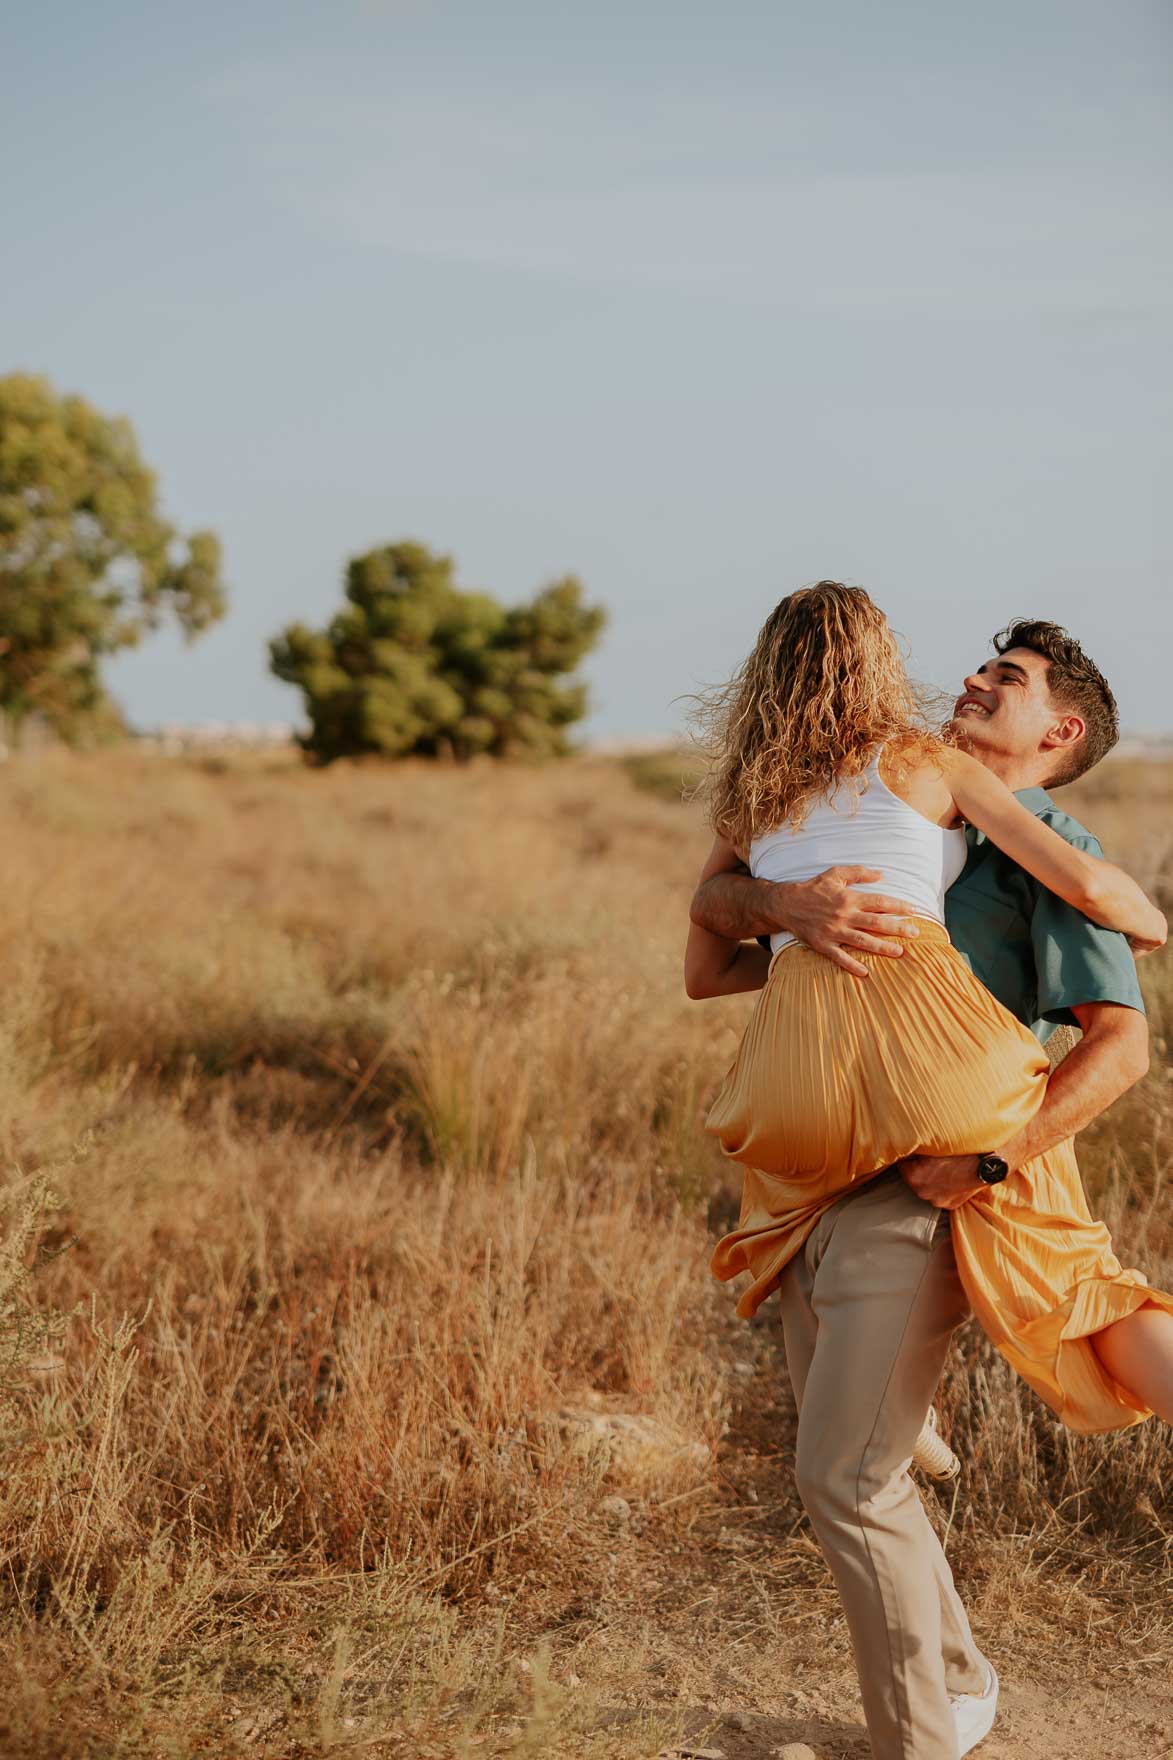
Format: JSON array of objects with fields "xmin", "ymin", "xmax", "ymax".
[{"xmin": 560, "ymin": 1408, "xmax": 709, "ymax": 1473}]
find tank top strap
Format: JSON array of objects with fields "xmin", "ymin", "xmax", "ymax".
[
  {"xmin": 852, "ymin": 742, "xmax": 886, "ymax": 799},
  {"xmin": 864, "ymin": 741, "xmax": 888, "ymax": 781}
]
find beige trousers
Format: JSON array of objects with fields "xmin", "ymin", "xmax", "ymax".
[{"xmin": 777, "ymin": 1167, "xmax": 988, "ymax": 1760}]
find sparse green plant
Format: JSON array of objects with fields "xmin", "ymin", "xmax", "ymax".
[{"xmin": 621, "ymin": 745, "xmax": 705, "ymax": 804}]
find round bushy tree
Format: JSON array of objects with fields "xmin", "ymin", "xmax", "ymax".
[
  {"xmin": 0, "ymin": 373, "xmax": 226, "ymax": 743},
  {"xmin": 270, "ymin": 541, "xmax": 607, "ymax": 762}
]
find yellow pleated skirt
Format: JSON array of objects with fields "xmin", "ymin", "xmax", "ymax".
[{"xmin": 705, "ymin": 922, "xmax": 1173, "ymax": 1434}]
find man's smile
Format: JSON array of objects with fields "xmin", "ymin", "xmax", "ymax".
[{"xmin": 954, "ymin": 696, "xmax": 993, "ymax": 719}]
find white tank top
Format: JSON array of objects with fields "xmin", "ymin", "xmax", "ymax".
[{"xmin": 749, "ymin": 748, "xmax": 969, "ymax": 955}]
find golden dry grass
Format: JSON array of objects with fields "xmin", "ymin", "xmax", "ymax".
[{"xmin": 0, "ymin": 747, "xmax": 1170, "ymax": 1759}]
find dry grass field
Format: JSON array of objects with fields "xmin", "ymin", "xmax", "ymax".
[{"xmin": 1, "ymin": 747, "xmax": 1171, "ymax": 1760}]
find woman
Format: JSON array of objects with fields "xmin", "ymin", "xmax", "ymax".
[{"xmin": 694, "ymin": 582, "xmax": 1173, "ymax": 1433}]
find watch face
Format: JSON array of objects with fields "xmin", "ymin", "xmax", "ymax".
[{"xmin": 978, "ymin": 1154, "xmax": 1009, "ymax": 1185}]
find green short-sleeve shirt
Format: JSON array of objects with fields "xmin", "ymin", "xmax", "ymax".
[{"xmin": 944, "ymin": 786, "xmax": 1145, "ymax": 1043}]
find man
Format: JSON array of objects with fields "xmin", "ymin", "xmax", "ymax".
[{"xmin": 686, "ymin": 620, "xmax": 1148, "ymax": 1760}]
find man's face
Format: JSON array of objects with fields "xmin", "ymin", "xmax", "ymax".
[{"xmin": 951, "ymin": 646, "xmax": 1072, "ymax": 764}]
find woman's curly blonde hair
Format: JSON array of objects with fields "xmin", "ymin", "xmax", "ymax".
[{"xmin": 693, "ymin": 581, "xmax": 943, "ymax": 852}]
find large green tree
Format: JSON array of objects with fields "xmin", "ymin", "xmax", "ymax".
[
  {"xmin": 0, "ymin": 373, "xmax": 226, "ymax": 743},
  {"xmin": 270, "ymin": 540, "xmax": 607, "ymax": 763}
]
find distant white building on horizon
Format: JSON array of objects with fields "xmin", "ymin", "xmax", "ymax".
[{"xmin": 138, "ymin": 720, "xmax": 299, "ymax": 755}]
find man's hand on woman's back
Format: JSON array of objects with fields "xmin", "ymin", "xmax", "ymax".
[{"xmin": 690, "ymin": 859, "xmax": 923, "ymax": 982}]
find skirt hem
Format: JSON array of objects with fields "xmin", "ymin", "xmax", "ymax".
[{"xmin": 1001, "ymin": 1269, "xmax": 1173, "ymax": 1435}]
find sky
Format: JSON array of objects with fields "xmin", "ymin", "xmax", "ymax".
[{"xmin": 5, "ymin": 0, "xmax": 1172, "ymax": 737}]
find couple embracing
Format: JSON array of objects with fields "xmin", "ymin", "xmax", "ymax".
[{"xmin": 684, "ymin": 585, "xmax": 1173, "ymax": 1760}]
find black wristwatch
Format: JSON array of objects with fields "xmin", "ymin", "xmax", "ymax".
[{"xmin": 975, "ymin": 1152, "xmax": 1010, "ymax": 1186}]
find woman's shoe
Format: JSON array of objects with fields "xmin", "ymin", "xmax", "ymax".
[
  {"xmin": 911, "ymin": 1404, "xmax": 960, "ymax": 1480},
  {"xmin": 950, "ymin": 1661, "xmax": 999, "ymax": 1755}
]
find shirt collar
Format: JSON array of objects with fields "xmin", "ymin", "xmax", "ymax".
[{"xmin": 1014, "ymin": 786, "xmax": 1055, "ymax": 817}]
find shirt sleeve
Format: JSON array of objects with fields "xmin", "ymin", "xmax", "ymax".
[{"xmin": 1029, "ymin": 831, "xmax": 1146, "ymax": 1027}]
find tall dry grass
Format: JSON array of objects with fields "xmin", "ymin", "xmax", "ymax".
[{"xmin": 0, "ymin": 746, "xmax": 1169, "ymax": 1757}]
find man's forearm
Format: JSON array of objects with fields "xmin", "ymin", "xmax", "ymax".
[
  {"xmin": 691, "ymin": 860, "xmax": 921, "ymax": 981},
  {"xmin": 690, "ymin": 871, "xmax": 795, "ymax": 941},
  {"xmin": 901, "ymin": 1003, "xmax": 1149, "ymax": 1207},
  {"xmin": 1001, "ymin": 1006, "xmax": 1149, "ymax": 1169}
]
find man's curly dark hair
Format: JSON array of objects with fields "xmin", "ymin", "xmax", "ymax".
[{"xmin": 993, "ymin": 618, "xmax": 1119, "ymax": 786}]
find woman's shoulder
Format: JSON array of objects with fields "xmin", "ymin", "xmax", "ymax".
[
  {"xmin": 877, "ymin": 730, "xmax": 952, "ymax": 782},
  {"xmin": 877, "ymin": 733, "xmax": 958, "ymax": 821}
]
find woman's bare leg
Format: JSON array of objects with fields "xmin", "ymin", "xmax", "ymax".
[{"xmin": 1091, "ymin": 1303, "xmax": 1173, "ymax": 1423}]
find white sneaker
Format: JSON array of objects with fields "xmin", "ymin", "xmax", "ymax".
[
  {"xmin": 911, "ymin": 1404, "xmax": 961, "ymax": 1481},
  {"xmin": 950, "ymin": 1661, "xmax": 998, "ymax": 1756}
]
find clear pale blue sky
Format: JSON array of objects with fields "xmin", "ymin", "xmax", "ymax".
[{"xmin": 6, "ymin": 0, "xmax": 1171, "ymax": 735}]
